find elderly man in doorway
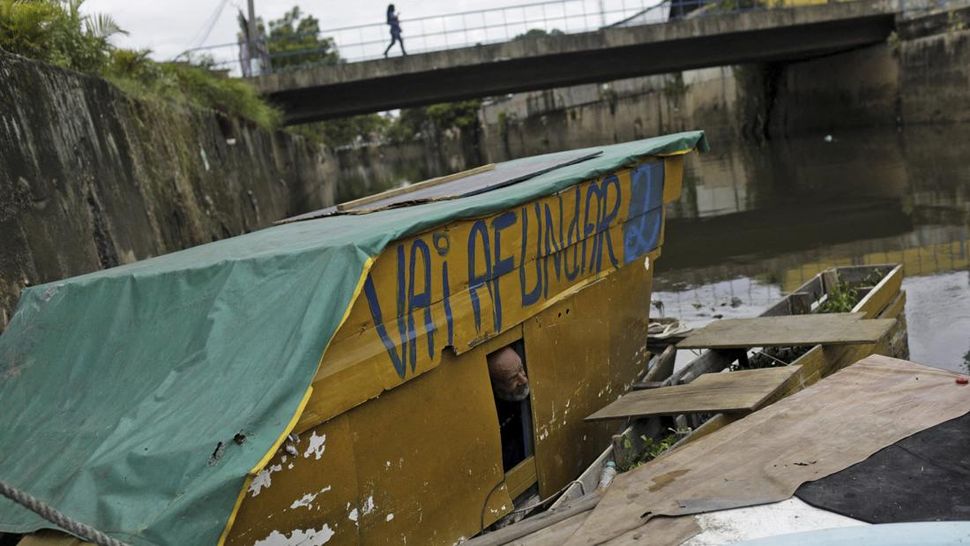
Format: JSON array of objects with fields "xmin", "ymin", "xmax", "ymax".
[
  {"xmin": 487, "ymin": 345, "xmax": 532, "ymax": 472},
  {"xmin": 487, "ymin": 346, "xmax": 530, "ymax": 402}
]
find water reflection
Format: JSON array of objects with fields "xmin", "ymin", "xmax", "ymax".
[{"xmin": 655, "ymin": 125, "xmax": 970, "ymax": 372}]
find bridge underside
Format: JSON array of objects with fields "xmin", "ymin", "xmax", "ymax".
[{"xmin": 257, "ymin": 6, "xmax": 896, "ymax": 124}]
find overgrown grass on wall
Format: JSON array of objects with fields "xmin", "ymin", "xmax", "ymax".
[{"xmin": 0, "ymin": 0, "xmax": 280, "ymax": 128}]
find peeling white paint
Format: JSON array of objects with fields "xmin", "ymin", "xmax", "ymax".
[
  {"xmin": 362, "ymin": 495, "xmax": 376, "ymax": 515},
  {"xmin": 303, "ymin": 432, "xmax": 327, "ymax": 460},
  {"xmin": 289, "ymin": 486, "xmax": 332, "ymax": 510},
  {"xmin": 348, "ymin": 508, "xmax": 359, "ymax": 523},
  {"xmin": 254, "ymin": 525, "xmax": 335, "ymax": 546},
  {"xmin": 386, "ymin": 513, "xmax": 395, "ymax": 522},
  {"xmin": 385, "ymin": 460, "xmax": 392, "ymax": 470},
  {"xmin": 249, "ymin": 464, "xmax": 283, "ymax": 497}
]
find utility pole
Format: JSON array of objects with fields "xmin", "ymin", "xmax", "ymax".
[{"xmin": 247, "ymin": 0, "xmax": 257, "ymax": 75}]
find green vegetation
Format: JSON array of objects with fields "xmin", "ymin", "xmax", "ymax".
[
  {"xmin": 0, "ymin": 0, "xmax": 120, "ymax": 71},
  {"xmin": 624, "ymin": 433, "xmax": 679, "ymax": 471},
  {"xmin": 1, "ymin": 0, "xmax": 280, "ymax": 128},
  {"xmin": 0, "ymin": 1, "xmax": 482, "ymax": 143},
  {"xmin": 819, "ymin": 281, "xmax": 858, "ymax": 313},
  {"xmin": 259, "ymin": 8, "xmax": 482, "ymax": 148},
  {"xmin": 264, "ymin": 7, "xmax": 339, "ymax": 70},
  {"xmin": 513, "ymin": 28, "xmax": 564, "ymax": 40}
]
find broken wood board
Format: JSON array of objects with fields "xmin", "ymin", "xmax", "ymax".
[
  {"xmin": 565, "ymin": 356, "xmax": 970, "ymax": 546},
  {"xmin": 336, "ymin": 163, "xmax": 496, "ymax": 211},
  {"xmin": 677, "ymin": 313, "xmax": 895, "ymax": 349},
  {"xmin": 586, "ymin": 365, "xmax": 802, "ymax": 421}
]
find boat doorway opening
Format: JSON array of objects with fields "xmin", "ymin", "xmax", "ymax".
[{"xmin": 488, "ymin": 341, "xmax": 535, "ymax": 472}]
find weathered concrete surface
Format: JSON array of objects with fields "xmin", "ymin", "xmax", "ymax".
[
  {"xmin": 0, "ymin": 51, "xmax": 335, "ymax": 331},
  {"xmin": 331, "ymin": 127, "xmax": 479, "ymax": 203},
  {"xmin": 899, "ymin": 27, "xmax": 970, "ymax": 124},
  {"xmin": 480, "ymin": 67, "xmax": 754, "ymax": 161},
  {"xmin": 255, "ymin": 0, "xmax": 897, "ymax": 123},
  {"xmin": 769, "ymin": 43, "xmax": 900, "ymax": 136},
  {"xmin": 478, "ymin": 5, "xmax": 970, "ymax": 161}
]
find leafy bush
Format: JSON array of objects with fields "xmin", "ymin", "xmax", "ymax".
[
  {"xmin": 265, "ymin": 7, "xmax": 340, "ymax": 70},
  {"xmin": 0, "ymin": 0, "xmax": 122, "ymax": 71}
]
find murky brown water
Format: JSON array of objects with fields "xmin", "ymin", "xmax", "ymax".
[{"xmin": 653, "ymin": 125, "xmax": 970, "ymax": 373}]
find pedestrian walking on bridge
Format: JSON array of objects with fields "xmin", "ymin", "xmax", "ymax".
[{"xmin": 384, "ymin": 4, "xmax": 407, "ymax": 57}]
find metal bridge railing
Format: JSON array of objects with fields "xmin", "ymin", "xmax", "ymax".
[
  {"xmin": 180, "ymin": 0, "xmax": 719, "ymax": 75},
  {"xmin": 180, "ymin": 0, "xmax": 956, "ymax": 77}
]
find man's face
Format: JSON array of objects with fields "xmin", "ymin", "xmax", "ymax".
[{"xmin": 488, "ymin": 347, "xmax": 530, "ymax": 402}]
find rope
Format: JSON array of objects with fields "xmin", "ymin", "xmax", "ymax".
[{"xmin": 0, "ymin": 480, "xmax": 129, "ymax": 546}]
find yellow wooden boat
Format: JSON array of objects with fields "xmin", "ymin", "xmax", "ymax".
[{"xmin": 0, "ymin": 133, "xmax": 706, "ymax": 546}]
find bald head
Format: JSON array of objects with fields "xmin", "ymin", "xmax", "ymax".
[{"xmin": 487, "ymin": 346, "xmax": 530, "ymax": 402}]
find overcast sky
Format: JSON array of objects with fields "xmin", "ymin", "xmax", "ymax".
[{"xmin": 83, "ymin": 0, "xmax": 554, "ymax": 62}]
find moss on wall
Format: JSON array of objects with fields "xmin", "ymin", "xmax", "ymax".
[{"xmin": 0, "ymin": 51, "xmax": 335, "ymax": 331}]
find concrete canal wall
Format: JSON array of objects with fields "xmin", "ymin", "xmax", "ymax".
[
  {"xmin": 480, "ymin": 7, "xmax": 970, "ymax": 159},
  {"xmin": 0, "ymin": 51, "xmax": 336, "ymax": 331}
]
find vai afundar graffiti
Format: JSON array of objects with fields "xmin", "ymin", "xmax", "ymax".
[{"xmin": 359, "ymin": 161, "xmax": 666, "ymax": 380}]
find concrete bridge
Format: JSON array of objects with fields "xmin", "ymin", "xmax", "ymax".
[{"xmin": 252, "ymin": 0, "xmax": 899, "ymax": 124}]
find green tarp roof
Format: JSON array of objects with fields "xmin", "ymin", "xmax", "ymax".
[{"xmin": 0, "ymin": 131, "xmax": 707, "ymax": 545}]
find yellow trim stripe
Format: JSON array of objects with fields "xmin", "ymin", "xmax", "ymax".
[
  {"xmin": 312, "ymin": 256, "xmax": 378, "ymax": 372},
  {"xmin": 217, "ymin": 385, "xmax": 314, "ymax": 546},
  {"xmin": 216, "ymin": 255, "xmax": 378, "ymax": 545}
]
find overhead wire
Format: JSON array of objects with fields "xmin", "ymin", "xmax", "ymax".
[{"xmin": 189, "ymin": 0, "xmax": 232, "ymax": 50}]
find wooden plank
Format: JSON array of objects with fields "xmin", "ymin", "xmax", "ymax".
[
  {"xmin": 791, "ymin": 274, "xmax": 825, "ymax": 302},
  {"xmin": 837, "ymin": 264, "xmax": 894, "ymax": 285},
  {"xmin": 506, "ymin": 456, "xmax": 538, "ymax": 499},
  {"xmin": 882, "ymin": 290, "xmax": 907, "ymax": 319},
  {"xmin": 668, "ymin": 413, "xmax": 738, "ymax": 452},
  {"xmin": 664, "ymin": 349, "xmax": 741, "ymax": 385},
  {"xmin": 852, "ymin": 264, "xmax": 903, "ymax": 318},
  {"xmin": 463, "ymin": 495, "xmax": 602, "ymax": 546},
  {"xmin": 643, "ymin": 345, "xmax": 676, "ymax": 383},
  {"xmin": 586, "ymin": 366, "xmax": 802, "ymax": 421},
  {"xmin": 508, "ymin": 511, "xmax": 591, "ymax": 545},
  {"xmin": 336, "ymin": 163, "xmax": 495, "ymax": 211},
  {"xmin": 759, "ymin": 361, "xmax": 823, "ymax": 407},
  {"xmin": 788, "ymin": 292, "xmax": 814, "ymax": 315},
  {"xmin": 764, "ymin": 292, "xmax": 814, "ymax": 317},
  {"xmin": 677, "ymin": 313, "xmax": 895, "ymax": 349},
  {"xmin": 760, "ymin": 295, "xmax": 794, "ymax": 317},
  {"xmin": 821, "ymin": 270, "xmax": 840, "ymax": 297}
]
